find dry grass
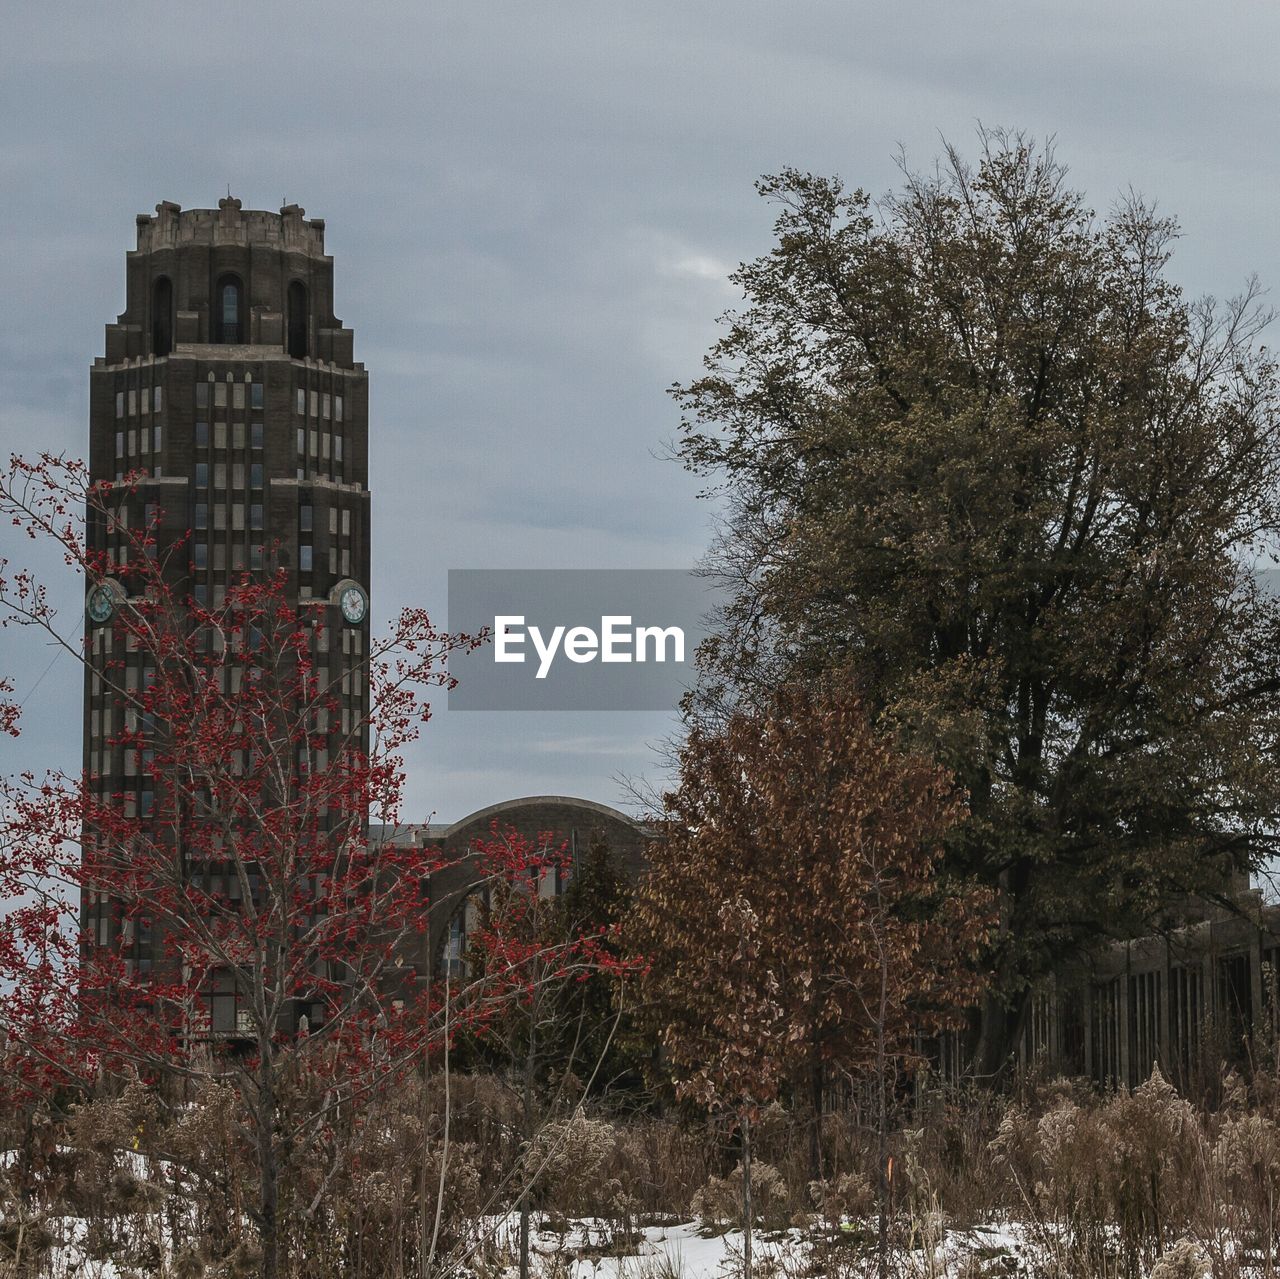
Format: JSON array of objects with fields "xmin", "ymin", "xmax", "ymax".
[{"xmin": 4, "ymin": 1066, "xmax": 1280, "ymax": 1276}]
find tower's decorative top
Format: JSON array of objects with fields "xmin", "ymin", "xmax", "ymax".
[
  {"xmin": 133, "ymin": 199, "xmax": 326, "ymax": 256},
  {"xmin": 106, "ymin": 198, "xmax": 352, "ymax": 364}
]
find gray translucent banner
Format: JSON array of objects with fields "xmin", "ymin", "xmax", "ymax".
[{"xmin": 447, "ymin": 569, "xmax": 722, "ymax": 711}]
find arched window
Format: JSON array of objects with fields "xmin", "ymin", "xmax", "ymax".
[
  {"xmin": 216, "ymin": 275, "xmax": 243, "ymax": 343},
  {"xmin": 151, "ymin": 277, "xmax": 172, "ymax": 357},
  {"xmin": 287, "ymin": 280, "xmax": 309, "ymax": 359}
]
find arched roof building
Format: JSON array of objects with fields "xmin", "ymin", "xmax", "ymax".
[{"xmin": 372, "ymin": 795, "xmax": 652, "ymax": 976}]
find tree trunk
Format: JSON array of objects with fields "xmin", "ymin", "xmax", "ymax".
[
  {"xmin": 419, "ymin": 1011, "xmax": 430, "ymax": 1279},
  {"xmin": 519, "ymin": 1015, "xmax": 536, "ymax": 1279},
  {"xmin": 972, "ymin": 989, "xmax": 1031, "ymax": 1082},
  {"xmin": 741, "ymin": 1112, "xmax": 753, "ymax": 1279},
  {"xmin": 877, "ymin": 975, "xmax": 889, "ymax": 1279},
  {"xmin": 258, "ymin": 1053, "xmax": 280, "ymax": 1279},
  {"xmin": 424, "ymin": 974, "xmax": 451, "ymax": 1279},
  {"xmin": 419, "ymin": 1074, "xmax": 429, "ymax": 1279},
  {"xmin": 808, "ymin": 1058, "xmax": 824, "ymax": 1182}
]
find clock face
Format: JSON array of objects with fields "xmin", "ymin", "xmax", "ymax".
[
  {"xmin": 340, "ymin": 585, "xmax": 367, "ymax": 625},
  {"xmin": 87, "ymin": 583, "xmax": 117, "ymax": 625}
]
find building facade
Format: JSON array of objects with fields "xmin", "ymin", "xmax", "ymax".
[
  {"xmin": 375, "ymin": 795, "xmax": 652, "ymax": 979},
  {"xmin": 82, "ymin": 198, "xmax": 372, "ymax": 1027},
  {"xmin": 1016, "ymin": 889, "xmax": 1280, "ymax": 1090}
]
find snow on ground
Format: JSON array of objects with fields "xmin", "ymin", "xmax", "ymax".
[
  {"xmin": 1, "ymin": 1207, "xmax": 1223, "ymax": 1277},
  {"xmin": 483, "ymin": 1215, "xmax": 1228, "ymax": 1278},
  {"xmin": 484, "ymin": 1214, "xmax": 1043, "ymax": 1278},
  {"xmin": 488, "ymin": 1217, "xmax": 808, "ymax": 1278},
  {"xmin": 3, "ymin": 1214, "xmax": 127, "ymax": 1279}
]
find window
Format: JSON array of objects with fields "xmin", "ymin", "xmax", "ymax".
[
  {"xmin": 446, "ymin": 915, "xmax": 466, "ymax": 975},
  {"xmin": 250, "ymin": 545, "xmax": 263, "ymax": 570},
  {"xmin": 334, "ymin": 435, "xmax": 343, "ymax": 463},
  {"xmin": 251, "ymin": 422, "xmax": 263, "ymax": 449},
  {"xmin": 216, "ymin": 276, "xmax": 243, "ymax": 343},
  {"xmin": 214, "ymin": 421, "xmax": 227, "ymax": 449},
  {"xmin": 296, "ymin": 388, "xmax": 305, "ymax": 415},
  {"xmin": 232, "ymin": 383, "xmax": 245, "ymax": 410},
  {"xmin": 115, "ymin": 432, "xmax": 124, "ymax": 459},
  {"xmin": 250, "ymin": 504, "xmax": 263, "ymax": 531},
  {"xmin": 251, "ymin": 382, "xmax": 264, "ymax": 410},
  {"xmin": 288, "ymin": 281, "xmax": 309, "ymax": 359},
  {"xmin": 193, "ymin": 543, "xmax": 207, "ymax": 569},
  {"xmin": 153, "ymin": 425, "xmax": 161, "ymax": 452},
  {"xmin": 299, "ymin": 545, "xmax": 313, "ymax": 573},
  {"xmin": 211, "ymin": 988, "xmax": 235, "ymax": 1035},
  {"xmin": 194, "ymin": 503, "xmax": 208, "ymax": 530},
  {"xmin": 214, "ymin": 382, "xmax": 227, "ymax": 408},
  {"xmin": 195, "ymin": 421, "xmax": 208, "ymax": 448},
  {"xmin": 128, "ymin": 389, "xmax": 137, "ymax": 416},
  {"xmin": 335, "ymin": 394, "xmax": 343, "ymax": 422},
  {"xmin": 115, "ymin": 391, "xmax": 124, "ymax": 418},
  {"xmin": 233, "ymin": 421, "xmax": 245, "ymax": 449},
  {"xmin": 297, "ymin": 428, "xmax": 305, "ymax": 455},
  {"xmin": 196, "ymin": 383, "xmax": 209, "ymax": 409},
  {"xmin": 250, "ymin": 463, "xmax": 263, "ymax": 489},
  {"xmin": 322, "ymin": 393, "xmax": 330, "ymax": 419},
  {"xmin": 153, "ymin": 386, "xmax": 163, "ymax": 413},
  {"xmin": 195, "ymin": 462, "xmax": 208, "ymax": 487},
  {"xmin": 151, "ymin": 277, "xmax": 172, "ymax": 357},
  {"xmin": 299, "ymin": 503, "xmax": 313, "ymax": 533}
]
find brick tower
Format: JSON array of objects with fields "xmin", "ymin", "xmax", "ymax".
[{"xmin": 82, "ymin": 198, "xmax": 371, "ymax": 1024}]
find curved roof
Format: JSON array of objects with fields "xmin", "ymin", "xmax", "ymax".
[{"xmin": 441, "ymin": 794, "xmax": 642, "ymax": 837}]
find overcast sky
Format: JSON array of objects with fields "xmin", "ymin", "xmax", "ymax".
[{"xmin": 3, "ymin": 0, "xmax": 1280, "ymax": 824}]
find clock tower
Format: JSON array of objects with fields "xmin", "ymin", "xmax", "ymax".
[{"xmin": 83, "ymin": 198, "xmax": 372, "ymax": 1009}]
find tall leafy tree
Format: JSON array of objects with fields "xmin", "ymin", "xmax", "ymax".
[
  {"xmin": 628, "ymin": 685, "xmax": 990, "ymax": 1217},
  {"xmin": 673, "ymin": 131, "xmax": 1280, "ymax": 1072}
]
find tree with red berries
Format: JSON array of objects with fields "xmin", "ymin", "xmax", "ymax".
[{"xmin": 0, "ymin": 454, "xmax": 595, "ymax": 1277}]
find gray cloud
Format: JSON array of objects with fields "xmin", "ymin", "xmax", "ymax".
[{"xmin": 3, "ymin": 0, "xmax": 1279, "ymax": 820}]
